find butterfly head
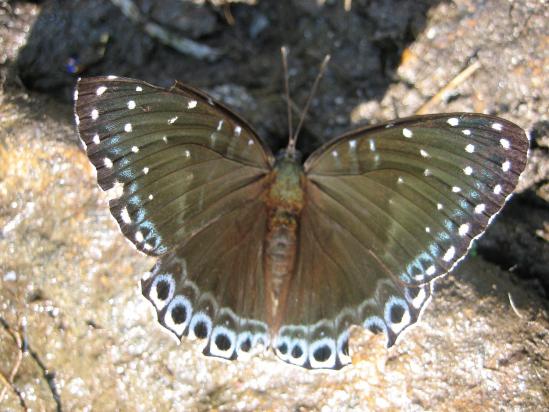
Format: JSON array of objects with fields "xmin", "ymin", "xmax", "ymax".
[{"xmin": 276, "ymin": 147, "xmax": 303, "ymax": 164}]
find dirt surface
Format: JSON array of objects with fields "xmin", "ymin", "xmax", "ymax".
[{"xmin": 1, "ymin": 0, "xmax": 548, "ymax": 411}]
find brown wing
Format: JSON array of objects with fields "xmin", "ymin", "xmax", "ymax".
[
  {"xmin": 75, "ymin": 76, "xmax": 273, "ymax": 256},
  {"xmin": 141, "ymin": 178, "xmax": 271, "ymax": 359},
  {"xmin": 75, "ymin": 76, "xmax": 274, "ymax": 359},
  {"xmin": 274, "ymin": 113, "xmax": 528, "ymax": 369}
]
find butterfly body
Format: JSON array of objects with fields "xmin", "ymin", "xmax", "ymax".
[
  {"xmin": 264, "ymin": 151, "xmax": 305, "ymax": 329},
  {"xmin": 75, "ymin": 76, "xmax": 528, "ymax": 370}
]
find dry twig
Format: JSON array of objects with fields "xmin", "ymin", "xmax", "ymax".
[
  {"xmin": 415, "ymin": 61, "xmax": 482, "ymax": 115},
  {"xmin": 508, "ymin": 292, "xmax": 524, "ymax": 319},
  {"xmin": 0, "ymin": 317, "xmax": 27, "ymax": 410}
]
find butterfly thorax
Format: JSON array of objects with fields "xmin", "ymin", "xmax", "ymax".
[{"xmin": 263, "ymin": 152, "xmax": 305, "ymax": 329}]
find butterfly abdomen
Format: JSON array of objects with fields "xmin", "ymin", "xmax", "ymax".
[{"xmin": 264, "ymin": 156, "xmax": 305, "ymax": 328}]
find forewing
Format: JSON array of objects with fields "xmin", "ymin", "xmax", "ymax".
[
  {"xmin": 274, "ymin": 113, "xmax": 528, "ymax": 369},
  {"xmin": 75, "ymin": 76, "xmax": 273, "ymax": 256},
  {"xmin": 305, "ymin": 113, "xmax": 528, "ymax": 285}
]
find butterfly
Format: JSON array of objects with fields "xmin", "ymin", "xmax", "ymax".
[{"xmin": 74, "ymin": 72, "xmax": 528, "ymax": 370}]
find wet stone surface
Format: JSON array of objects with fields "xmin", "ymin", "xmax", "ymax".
[{"xmin": 1, "ymin": 0, "xmax": 548, "ymax": 410}]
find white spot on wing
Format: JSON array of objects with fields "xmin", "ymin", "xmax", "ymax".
[
  {"xmin": 217, "ymin": 120, "xmax": 224, "ymax": 131},
  {"xmin": 149, "ymin": 274, "xmax": 175, "ymax": 310},
  {"xmin": 463, "ymin": 166, "xmax": 473, "ymax": 175},
  {"xmin": 128, "ymin": 100, "xmax": 136, "ymax": 110},
  {"xmin": 91, "ymin": 109, "xmax": 99, "ymax": 120},
  {"xmin": 426, "ymin": 265, "xmax": 436, "ymax": 276},
  {"xmin": 332, "ymin": 150, "xmax": 338, "ymax": 158},
  {"xmin": 493, "ymin": 184, "xmax": 502, "ymax": 195},
  {"xmin": 465, "ymin": 144, "xmax": 475, "ymax": 153},
  {"xmin": 447, "ymin": 117, "xmax": 459, "ymax": 126},
  {"xmin": 369, "ymin": 139, "xmax": 375, "ymax": 151},
  {"xmin": 458, "ymin": 223, "xmax": 470, "ymax": 236},
  {"xmin": 136, "ymin": 86, "xmax": 143, "ymax": 92},
  {"xmin": 408, "ymin": 287, "xmax": 427, "ymax": 309},
  {"xmin": 131, "ymin": 146, "xmax": 139, "ymax": 153},
  {"xmin": 308, "ymin": 338, "xmax": 337, "ymax": 369},
  {"xmin": 452, "ymin": 186, "xmax": 461, "ymax": 193},
  {"xmin": 106, "ymin": 180, "xmax": 124, "ymax": 201},
  {"xmin": 234, "ymin": 126, "xmax": 242, "ymax": 137},
  {"xmin": 462, "ymin": 129, "xmax": 471, "ymax": 136},
  {"xmin": 124, "ymin": 123, "xmax": 133, "ymax": 132},
  {"xmin": 437, "ymin": 203, "xmax": 443, "ymax": 210},
  {"xmin": 135, "ymin": 231, "xmax": 144, "ymax": 243},
  {"xmin": 121, "ymin": 208, "xmax": 131, "ymax": 224},
  {"xmin": 187, "ymin": 100, "xmax": 197, "ymax": 109},
  {"xmin": 188, "ymin": 312, "xmax": 212, "ymax": 340},
  {"xmin": 148, "ymin": 194, "xmax": 154, "ymax": 200},
  {"xmin": 474, "ymin": 203, "xmax": 486, "ymax": 214},
  {"xmin": 184, "ymin": 150, "xmax": 191, "ymax": 158},
  {"xmin": 96, "ymin": 86, "xmax": 107, "ymax": 95},
  {"xmin": 425, "ymin": 227, "xmax": 431, "ymax": 233},
  {"xmin": 402, "ymin": 128, "xmax": 413, "ymax": 138},
  {"xmin": 93, "ymin": 134, "xmax": 100, "ymax": 144},
  {"xmin": 104, "ymin": 158, "xmax": 113, "ymax": 168},
  {"xmin": 424, "ymin": 168, "xmax": 432, "ymax": 176},
  {"xmin": 443, "ymin": 246, "xmax": 456, "ymax": 262},
  {"xmin": 492, "ymin": 122, "xmax": 503, "ymax": 131},
  {"xmin": 502, "ymin": 160, "xmax": 511, "ymax": 172},
  {"xmin": 107, "ymin": 75, "xmax": 118, "ymax": 80},
  {"xmin": 349, "ymin": 139, "xmax": 357, "ymax": 149},
  {"xmin": 164, "ymin": 296, "xmax": 192, "ymax": 337},
  {"xmin": 209, "ymin": 326, "xmax": 237, "ymax": 359},
  {"xmin": 500, "ymin": 138, "xmax": 510, "ymax": 149},
  {"xmin": 168, "ymin": 116, "xmax": 178, "ymax": 124},
  {"xmin": 420, "ymin": 149, "xmax": 429, "ymax": 158},
  {"xmin": 143, "ymin": 167, "xmax": 150, "ymax": 175},
  {"xmin": 384, "ymin": 297, "xmax": 411, "ymax": 334}
]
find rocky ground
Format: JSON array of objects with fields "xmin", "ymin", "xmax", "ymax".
[{"xmin": 0, "ymin": 0, "xmax": 547, "ymax": 411}]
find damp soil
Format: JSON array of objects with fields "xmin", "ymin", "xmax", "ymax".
[{"xmin": 1, "ymin": 0, "xmax": 548, "ymax": 411}]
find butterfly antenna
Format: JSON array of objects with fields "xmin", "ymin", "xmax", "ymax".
[
  {"xmin": 281, "ymin": 46, "xmax": 293, "ymax": 145},
  {"xmin": 288, "ymin": 54, "xmax": 331, "ymax": 155}
]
